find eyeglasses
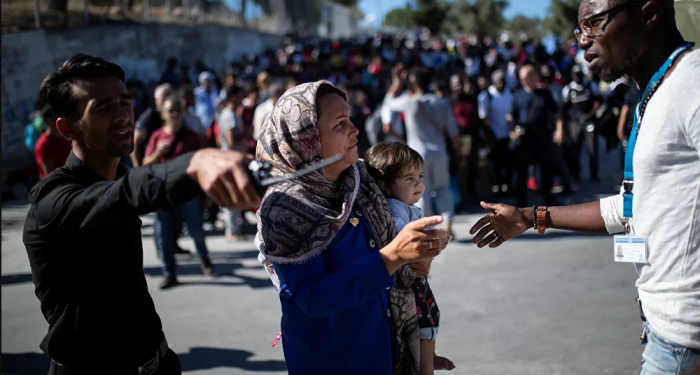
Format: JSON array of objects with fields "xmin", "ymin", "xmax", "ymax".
[{"xmin": 573, "ymin": 1, "xmax": 646, "ymax": 43}]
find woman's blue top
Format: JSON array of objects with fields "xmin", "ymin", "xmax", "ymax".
[{"xmin": 273, "ymin": 214, "xmax": 397, "ymax": 375}]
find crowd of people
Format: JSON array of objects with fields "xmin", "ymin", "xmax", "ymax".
[
  {"xmin": 18, "ymin": 0, "xmax": 700, "ymax": 373},
  {"xmin": 23, "ymin": 30, "xmax": 640, "ymax": 290}
]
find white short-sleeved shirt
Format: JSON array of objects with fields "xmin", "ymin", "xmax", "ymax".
[{"xmin": 599, "ymin": 49, "xmax": 700, "ymax": 349}]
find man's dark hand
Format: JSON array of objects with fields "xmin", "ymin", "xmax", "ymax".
[
  {"xmin": 469, "ymin": 202, "xmax": 531, "ymax": 248},
  {"xmin": 187, "ymin": 148, "xmax": 261, "ymax": 210}
]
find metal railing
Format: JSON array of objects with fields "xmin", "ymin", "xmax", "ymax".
[{"xmin": 1, "ymin": 0, "xmax": 285, "ymax": 34}]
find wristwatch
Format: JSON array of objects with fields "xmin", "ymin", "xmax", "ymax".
[{"xmin": 535, "ymin": 206, "xmax": 548, "ymax": 235}]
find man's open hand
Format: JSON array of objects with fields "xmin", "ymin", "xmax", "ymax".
[{"xmin": 469, "ymin": 202, "xmax": 530, "ymax": 248}]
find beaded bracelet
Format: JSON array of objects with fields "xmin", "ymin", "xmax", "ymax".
[{"xmin": 532, "ymin": 205, "xmax": 538, "ymax": 230}]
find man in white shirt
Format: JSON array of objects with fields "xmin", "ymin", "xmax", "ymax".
[
  {"xmin": 385, "ymin": 68, "xmax": 461, "ymax": 235},
  {"xmin": 469, "ymin": 1, "xmax": 700, "ymax": 374},
  {"xmin": 478, "ymin": 69, "xmax": 513, "ymax": 193},
  {"xmin": 252, "ymin": 84, "xmax": 285, "ymax": 141},
  {"xmin": 218, "ymin": 85, "xmax": 246, "ymax": 241},
  {"xmin": 380, "ymin": 92, "xmax": 406, "ymax": 144}
]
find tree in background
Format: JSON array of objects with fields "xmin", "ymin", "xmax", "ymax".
[
  {"xmin": 442, "ymin": 0, "xmax": 509, "ymax": 37},
  {"xmin": 442, "ymin": 0, "xmax": 476, "ymax": 33},
  {"xmin": 383, "ymin": 6, "xmax": 416, "ymax": 28},
  {"xmin": 411, "ymin": 0, "xmax": 448, "ymax": 34},
  {"xmin": 506, "ymin": 15, "xmax": 545, "ymax": 40},
  {"xmin": 543, "ymin": 0, "xmax": 580, "ymax": 37}
]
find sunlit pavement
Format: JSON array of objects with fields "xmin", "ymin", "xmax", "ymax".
[{"xmin": 2, "ymin": 147, "xmax": 644, "ymax": 374}]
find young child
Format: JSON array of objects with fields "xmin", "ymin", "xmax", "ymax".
[{"xmin": 365, "ymin": 142, "xmax": 456, "ymax": 375}]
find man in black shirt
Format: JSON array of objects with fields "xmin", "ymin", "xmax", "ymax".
[
  {"xmin": 562, "ymin": 65, "xmax": 601, "ymax": 182},
  {"xmin": 23, "ymin": 54, "xmax": 260, "ymax": 374},
  {"xmin": 509, "ymin": 64, "xmax": 561, "ymax": 207}
]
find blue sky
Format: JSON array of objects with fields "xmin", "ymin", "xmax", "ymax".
[{"xmin": 358, "ymin": 0, "xmax": 551, "ymax": 26}]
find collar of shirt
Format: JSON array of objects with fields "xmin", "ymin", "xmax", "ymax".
[{"xmin": 63, "ymin": 152, "xmax": 130, "ymax": 185}]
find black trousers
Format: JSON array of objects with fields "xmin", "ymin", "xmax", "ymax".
[
  {"xmin": 564, "ymin": 121, "xmax": 599, "ymax": 181},
  {"xmin": 48, "ymin": 349, "xmax": 181, "ymax": 375},
  {"xmin": 491, "ymin": 138, "xmax": 512, "ymax": 189},
  {"xmin": 515, "ymin": 131, "xmax": 554, "ymax": 207}
]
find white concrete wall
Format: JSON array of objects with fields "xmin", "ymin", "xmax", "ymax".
[
  {"xmin": 319, "ymin": 1, "xmax": 359, "ymax": 40},
  {"xmin": 1, "ymin": 24, "xmax": 281, "ymax": 186}
]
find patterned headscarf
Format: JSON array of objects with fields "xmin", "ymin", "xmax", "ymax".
[{"xmin": 255, "ymin": 81, "xmax": 420, "ymax": 374}]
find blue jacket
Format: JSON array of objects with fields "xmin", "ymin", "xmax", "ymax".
[{"xmin": 274, "ymin": 215, "xmax": 397, "ymax": 374}]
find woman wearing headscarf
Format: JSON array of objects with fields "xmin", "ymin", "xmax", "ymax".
[{"xmin": 255, "ymin": 81, "xmax": 450, "ymax": 374}]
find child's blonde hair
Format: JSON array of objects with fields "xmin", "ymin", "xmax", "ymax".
[{"xmin": 365, "ymin": 142, "xmax": 424, "ymax": 196}]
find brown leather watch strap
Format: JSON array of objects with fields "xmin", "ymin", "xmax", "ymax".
[{"xmin": 536, "ymin": 206, "xmax": 548, "ymax": 235}]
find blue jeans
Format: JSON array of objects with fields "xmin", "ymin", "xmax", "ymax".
[
  {"xmin": 640, "ymin": 322, "xmax": 700, "ymax": 375},
  {"xmin": 155, "ymin": 198, "xmax": 209, "ymax": 277},
  {"xmin": 418, "ymin": 158, "xmax": 455, "ymax": 224}
]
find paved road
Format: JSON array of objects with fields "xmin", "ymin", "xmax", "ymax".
[{"xmin": 2, "ymin": 148, "xmax": 645, "ymax": 375}]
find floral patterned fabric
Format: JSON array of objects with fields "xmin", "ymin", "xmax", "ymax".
[{"xmin": 255, "ymin": 81, "xmax": 420, "ymax": 375}]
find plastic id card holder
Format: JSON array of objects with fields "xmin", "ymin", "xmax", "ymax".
[{"xmin": 613, "ymin": 236, "xmax": 648, "ymax": 263}]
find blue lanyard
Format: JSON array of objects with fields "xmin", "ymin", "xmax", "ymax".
[{"xmin": 623, "ymin": 42, "xmax": 695, "ymax": 220}]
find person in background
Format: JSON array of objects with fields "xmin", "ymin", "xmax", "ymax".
[
  {"xmin": 126, "ymin": 79, "xmax": 149, "ymax": 119},
  {"xmin": 453, "ymin": 77, "xmax": 481, "ymax": 208},
  {"xmin": 34, "ymin": 105, "xmax": 71, "ymax": 179},
  {"xmin": 194, "ymin": 71, "xmax": 219, "ymax": 130},
  {"xmin": 131, "ymin": 83, "xmax": 173, "ymax": 167},
  {"xmin": 238, "ymin": 88, "xmax": 258, "ymax": 147},
  {"xmin": 349, "ymin": 88, "xmax": 372, "ymax": 157},
  {"xmin": 257, "ymin": 71, "xmax": 273, "ymax": 103},
  {"xmin": 561, "ymin": 65, "xmax": 601, "ymax": 182},
  {"xmin": 384, "ymin": 68, "xmax": 461, "ymax": 236},
  {"xmin": 540, "ymin": 65, "xmax": 564, "ymax": 108},
  {"xmin": 219, "ymin": 67, "xmax": 238, "ymax": 102},
  {"xmin": 181, "ymin": 87, "xmax": 206, "ymax": 140},
  {"xmin": 143, "ymin": 96, "xmax": 214, "ymax": 289},
  {"xmin": 478, "ymin": 69, "xmax": 514, "ymax": 195},
  {"xmin": 25, "ymin": 106, "xmax": 46, "ymax": 153},
  {"xmin": 617, "ymin": 81, "xmax": 641, "ymax": 167},
  {"xmin": 540, "ymin": 65, "xmax": 575, "ymax": 194},
  {"xmin": 159, "ymin": 57, "xmax": 181, "ymax": 90},
  {"xmin": 509, "ymin": 64, "xmax": 561, "ymax": 207},
  {"xmin": 253, "ymin": 84, "xmax": 285, "ymax": 141},
  {"xmin": 219, "ymin": 85, "xmax": 246, "ymax": 241},
  {"xmin": 379, "ymin": 64, "xmax": 408, "ymax": 144}
]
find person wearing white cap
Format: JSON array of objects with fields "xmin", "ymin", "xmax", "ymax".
[{"xmin": 194, "ymin": 71, "xmax": 219, "ymax": 131}]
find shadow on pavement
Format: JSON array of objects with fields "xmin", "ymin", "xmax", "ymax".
[
  {"xmin": 178, "ymin": 347, "xmax": 287, "ymax": 372},
  {"xmin": 1, "ymin": 348, "xmax": 287, "ymax": 374},
  {"xmin": 2, "ymin": 251, "xmax": 271, "ymax": 289},
  {"xmin": 2, "ymin": 352, "xmax": 50, "ymax": 375},
  {"xmin": 143, "ymin": 250, "xmax": 274, "ymax": 289},
  {"xmin": 1, "ymin": 273, "xmax": 34, "ymax": 286},
  {"xmin": 455, "ymin": 231, "xmax": 606, "ymax": 244}
]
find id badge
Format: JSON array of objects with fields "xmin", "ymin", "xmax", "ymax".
[{"xmin": 613, "ymin": 235, "xmax": 647, "ymax": 263}]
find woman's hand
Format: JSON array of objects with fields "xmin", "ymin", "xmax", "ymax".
[{"xmin": 379, "ymin": 216, "xmax": 449, "ymax": 275}]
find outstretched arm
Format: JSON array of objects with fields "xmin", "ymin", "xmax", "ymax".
[{"xmin": 469, "ymin": 200, "xmax": 613, "ymax": 248}]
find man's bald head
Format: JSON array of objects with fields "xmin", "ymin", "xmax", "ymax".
[{"xmin": 518, "ymin": 65, "xmax": 539, "ymax": 91}]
